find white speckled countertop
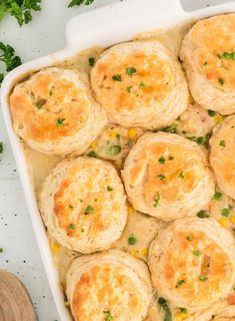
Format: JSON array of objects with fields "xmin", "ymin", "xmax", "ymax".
[{"xmin": 0, "ymin": 0, "xmax": 231, "ymax": 320}]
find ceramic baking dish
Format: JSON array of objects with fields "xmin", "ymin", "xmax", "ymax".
[{"xmin": 1, "ymin": 0, "xmax": 235, "ymax": 319}]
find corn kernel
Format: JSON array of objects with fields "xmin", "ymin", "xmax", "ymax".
[
  {"xmin": 109, "ymin": 130, "xmax": 117, "ymax": 139},
  {"xmin": 230, "ymin": 216, "xmax": 235, "ymax": 224},
  {"xmin": 215, "ymin": 114, "xmax": 223, "ymax": 124},
  {"xmin": 91, "ymin": 141, "xmax": 97, "ymax": 149},
  {"xmin": 219, "ymin": 217, "xmax": 228, "ymax": 228},
  {"xmin": 175, "ymin": 313, "xmax": 187, "ymax": 321},
  {"xmin": 128, "ymin": 128, "xmax": 137, "ymax": 140},
  {"xmin": 188, "ymin": 94, "xmax": 195, "ymax": 104},
  {"xmin": 141, "ymin": 248, "xmax": 148, "ymax": 257},
  {"xmin": 130, "ymin": 249, "xmax": 137, "ymax": 257},
  {"xmin": 51, "ymin": 242, "xmax": 61, "ymax": 253},
  {"xmin": 128, "ymin": 206, "xmax": 134, "ymax": 214}
]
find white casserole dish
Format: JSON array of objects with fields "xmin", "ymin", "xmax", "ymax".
[{"xmin": 1, "ymin": 0, "xmax": 235, "ymax": 319}]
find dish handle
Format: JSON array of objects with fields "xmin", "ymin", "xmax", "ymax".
[{"xmin": 65, "ymin": 0, "xmax": 187, "ymax": 49}]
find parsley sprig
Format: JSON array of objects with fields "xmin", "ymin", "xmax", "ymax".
[
  {"xmin": 68, "ymin": 0, "xmax": 94, "ymax": 7},
  {"xmin": 0, "ymin": 0, "xmax": 41, "ymax": 27},
  {"xmin": 0, "ymin": 42, "xmax": 22, "ymax": 85}
]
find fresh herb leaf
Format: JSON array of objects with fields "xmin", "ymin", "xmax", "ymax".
[
  {"xmin": 153, "ymin": 193, "xmax": 161, "ymax": 208},
  {"xmin": 199, "ymin": 275, "xmax": 207, "ymax": 281},
  {"xmin": 0, "ymin": 142, "xmax": 3, "ymax": 154},
  {"xmin": 127, "ymin": 86, "xmax": 132, "ymax": 93},
  {"xmin": 103, "ymin": 311, "xmax": 114, "ymax": 321},
  {"xmin": 112, "ymin": 74, "xmax": 122, "ymax": 82},
  {"xmin": 0, "ymin": 42, "xmax": 22, "ymax": 84},
  {"xmin": 107, "ymin": 145, "xmax": 121, "ymax": 156},
  {"xmin": 179, "ymin": 307, "xmax": 187, "ymax": 314},
  {"xmin": 160, "ymin": 124, "xmax": 178, "ymax": 134},
  {"xmin": 107, "ymin": 186, "xmax": 113, "ymax": 192},
  {"xmin": 68, "ymin": 0, "xmax": 94, "ymax": 7},
  {"xmin": 87, "ymin": 150, "xmax": 98, "ymax": 158},
  {"xmin": 208, "ymin": 110, "xmax": 216, "ymax": 117},
  {"xmin": 157, "ymin": 297, "xmax": 172, "ymax": 321},
  {"xmin": 128, "ymin": 235, "xmax": 137, "ymax": 245},
  {"xmin": 88, "ymin": 57, "xmax": 95, "ymax": 66},
  {"xmin": 219, "ymin": 140, "xmax": 226, "ymax": 148},
  {"xmin": 157, "ymin": 174, "xmax": 166, "ymax": 181},
  {"xmin": 84, "ymin": 205, "xmax": 94, "ymax": 215},
  {"xmin": 175, "ymin": 279, "xmax": 186, "ymax": 288},
  {"xmin": 178, "ymin": 172, "xmax": 184, "ymax": 179},
  {"xmin": 186, "ymin": 235, "xmax": 193, "ymax": 241},
  {"xmin": 218, "ymin": 78, "xmax": 225, "ymax": 86},
  {"xmin": 35, "ymin": 98, "xmax": 46, "ymax": 109},
  {"xmin": 139, "ymin": 82, "xmax": 145, "ymax": 87},
  {"xmin": 69, "ymin": 224, "xmax": 75, "ymax": 229},
  {"xmin": 159, "ymin": 156, "xmax": 166, "ymax": 164},
  {"xmin": 126, "ymin": 67, "xmax": 137, "ymax": 76},
  {"xmin": 193, "ymin": 250, "xmax": 201, "ymax": 257},
  {"xmin": 0, "ymin": 0, "xmax": 41, "ymax": 27},
  {"xmin": 56, "ymin": 118, "xmax": 66, "ymax": 127},
  {"xmin": 197, "ymin": 210, "xmax": 209, "ymax": 218},
  {"xmin": 213, "ymin": 191, "xmax": 223, "ymax": 201}
]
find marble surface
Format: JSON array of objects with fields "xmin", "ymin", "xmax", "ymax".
[{"xmin": 0, "ymin": 0, "xmax": 232, "ymax": 320}]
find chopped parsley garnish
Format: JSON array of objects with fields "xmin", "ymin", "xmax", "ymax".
[
  {"xmin": 139, "ymin": 82, "xmax": 145, "ymax": 87},
  {"xmin": 219, "ymin": 140, "xmax": 226, "ymax": 147},
  {"xmin": 126, "ymin": 67, "xmax": 137, "ymax": 76},
  {"xmin": 157, "ymin": 174, "xmax": 166, "ymax": 181},
  {"xmin": 157, "ymin": 297, "xmax": 172, "ymax": 321},
  {"xmin": 112, "ymin": 74, "xmax": 122, "ymax": 82},
  {"xmin": 221, "ymin": 208, "xmax": 231, "ymax": 217},
  {"xmin": 49, "ymin": 89, "xmax": 53, "ymax": 96},
  {"xmin": 213, "ymin": 192, "xmax": 223, "ymax": 201},
  {"xmin": 84, "ymin": 205, "xmax": 94, "ymax": 215},
  {"xmin": 127, "ymin": 86, "xmax": 132, "ymax": 93},
  {"xmin": 153, "ymin": 193, "xmax": 161, "ymax": 208},
  {"xmin": 87, "ymin": 150, "xmax": 98, "ymax": 158},
  {"xmin": 69, "ymin": 204, "xmax": 74, "ymax": 209},
  {"xmin": 0, "ymin": 142, "xmax": 3, "ymax": 154},
  {"xmin": 204, "ymin": 60, "xmax": 209, "ymax": 67},
  {"xmin": 107, "ymin": 145, "xmax": 121, "ymax": 156},
  {"xmin": 199, "ymin": 275, "xmax": 207, "ymax": 281},
  {"xmin": 128, "ymin": 235, "xmax": 137, "ymax": 245},
  {"xmin": 159, "ymin": 156, "xmax": 166, "ymax": 164},
  {"xmin": 175, "ymin": 279, "xmax": 186, "ymax": 288},
  {"xmin": 218, "ymin": 52, "xmax": 235, "ymax": 60},
  {"xmin": 186, "ymin": 235, "xmax": 193, "ymax": 241},
  {"xmin": 218, "ymin": 78, "xmax": 225, "ymax": 86},
  {"xmin": 69, "ymin": 224, "xmax": 75, "ymax": 229},
  {"xmin": 107, "ymin": 186, "xmax": 113, "ymax": 192},
  {"xmin": 197, "ymin": 210, "xmax": 209, "ymax": 218},
  {"xmin": 88, "ymin": 57, "xmax": 95, "ymax": 66},
  {"xmin": 179, "ymin": 307, "xmax": 187, "ymax": 314},
  {"xmin": 35, "ymin": 98, "xmax": 46, "ymax": 109},
  {"xmin": 196, "ymin": 136, "xmax": 206, "ymax": 145},
  {"xmin": 168, "ymin": 156, "xmax": 174, "ymax": 160},
  {"xmin": 56, "ymin": 118, "xmax": 66, "ymax": 127},
  {"xmin": 68, "ymin": 0, "xmax": 94, "ymax": 7},
  {"xmin": 103, "ymin": 311, "xmax": 114, "ymax": 321},
  {"xmin": 0, "ymin": 248, "xmax": 3, "ymax": 253},
  {"xmin": 161, "ymin": 124, "xmax": 178, "ymax": 134},
  {"xmin": 179, "ymin": 172, "xmax": 184, "ymax": 179},
  {"xmin": 208, "ymin": 110, "xmax": 216, "ymax": 117},
  {"xmin": 193, "ymin": 250, "xmax": 201, "ymax": 257}
]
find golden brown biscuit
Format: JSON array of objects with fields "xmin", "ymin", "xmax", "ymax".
[
  {"xmin": 148, "ymin": 218, "xmax": 235, "ymax": 311},
  {"xmin": 39, "ymin": 157, "xmax": 127, "ymax": 254},
  {"xmin": 10, "ymin": 67, "xmax": 108, "ymax": 155},
  {"xmin": 91, "ymin": 41, "xmax": 188, "ymax": 129},
  {"xmin": 180, "ymin": 14, "xmax": 235, "ymax": 114},
  {"xmin": 66, "ymin": 250, "xmax": 152, "ymax": 321},
  {"xmin": 210, "ymin": 115, "xmax": 235, "ymax": 200},
  {"xmin": 122, "ymin": 132, "xmax": 215, "ymax": 220}
]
